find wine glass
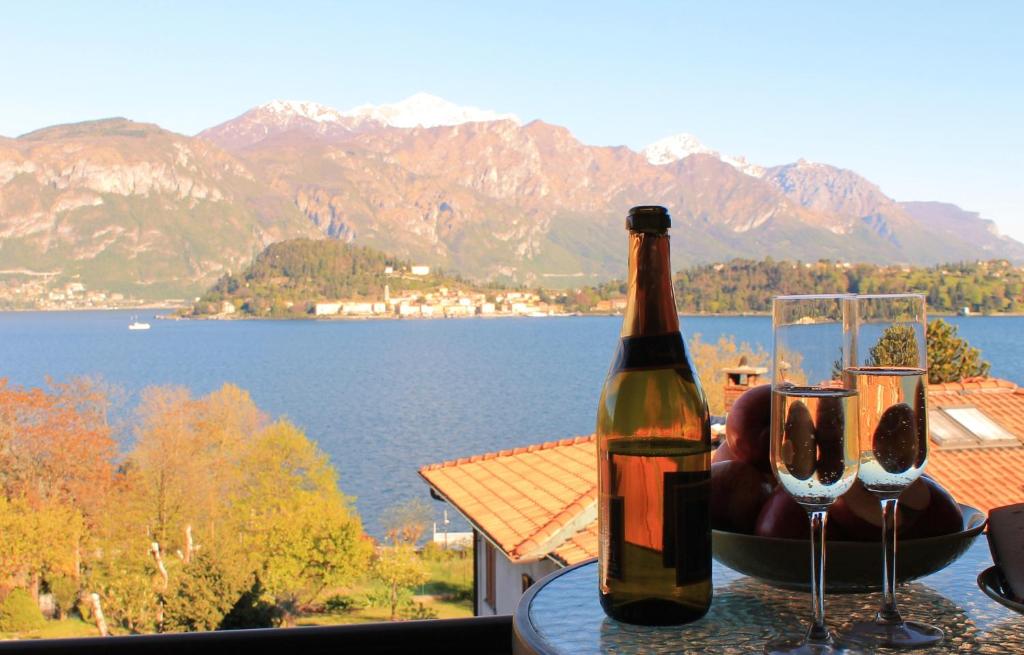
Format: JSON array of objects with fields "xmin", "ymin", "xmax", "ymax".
[
  {"xmin": 844, "ymin": 294, "xmax": 943, "ymax": 648},
  {"xmin": 766, "ymin": 295, "xmax": 862, "ymax": 655}
]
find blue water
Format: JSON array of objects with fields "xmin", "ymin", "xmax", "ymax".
[{"xmin": 0, "ymin": 311, "xmax": 1017, "ymax": 535}]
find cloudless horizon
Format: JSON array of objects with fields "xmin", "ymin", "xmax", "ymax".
[{"xmin": 3, "ymin": 1, "xmax": 1022, "ymax": 240}]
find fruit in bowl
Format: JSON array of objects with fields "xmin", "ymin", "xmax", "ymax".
[{"xmin": 710, "ymin": 384, "xmax": 986, "ymax": 591}]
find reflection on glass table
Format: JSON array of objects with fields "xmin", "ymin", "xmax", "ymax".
[{"xmin": 513, "ymin": 540, "xmax": 1021, "ymax": 655}]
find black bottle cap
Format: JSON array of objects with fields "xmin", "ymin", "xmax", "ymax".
[{"xmin": 626, "ymin": 205, "xmax": 671, "ymax": 232}]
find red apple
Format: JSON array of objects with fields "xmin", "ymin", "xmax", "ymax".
[
  {"xmin": 901, "ymin": 477, "xmax": 963, "ymax": 538},
  {"xmin": 711, "ymin": 460, "xmax": 773, "ymax": 533},
  {"xmin": 755, "ymin": 486, "xmax": 809, "ymax": 539},
  {"xmin": 829, "ymin": 480, "xmax": 884, "ymax": 541},
  {"xmin": 712, "ymin": 439, "xmax": 735, "ymax": 464},
  {"xmin": 725, "ymin": 384, "xmax": 772, "ymax": 473},
  {"xmin": 829, "ymin": 476, "xmax": 962, "ymax": 541}
]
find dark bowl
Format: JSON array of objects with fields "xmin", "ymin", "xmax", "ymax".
[
  {"xmin": 712, "ymin": 504, "xmax": 986, "ymax": 593},
  {"xmin": 978, "ymin": 566, "xmax": 1024, "ymax": 614}
]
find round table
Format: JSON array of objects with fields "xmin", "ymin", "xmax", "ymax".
[{"xmin": 513, "ymin": 540, "xmax": 1021, "ymax": 654}]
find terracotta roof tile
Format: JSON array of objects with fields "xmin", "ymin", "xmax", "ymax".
[
  {"xmin": 550, "ymin": 523, "xmax": 599, "ymax": 566},
  {"xmin": 419, "ymin": 435, "xmax": 598, "ymax": 563},
  {"xmin": 929, "ymin": 379, "xmax": 1024, "ymax": 438},
  {"xmin": 925, "ymin": 378, "xmax": 1024, "ymax": 512},
  {"xmin": 926, "ymin": 447, "xmax": 1024, "ymax": 513}
]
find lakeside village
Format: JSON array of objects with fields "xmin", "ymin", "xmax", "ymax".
[
  {"xmin": 0, "ymin": 269, "xmax": 625, "ymax": 317},
  {"xmin": 0, "ymin": 275, "xmax": 148, "ymax": 311}
]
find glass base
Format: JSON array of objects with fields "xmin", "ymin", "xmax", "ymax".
[
  {"xmin": 845, "ymin": 618, "xmax": 943, "ymax": 649},
  {"xmin": 765, "ymin": 631, "xmax": 865, "ymax": 655}
]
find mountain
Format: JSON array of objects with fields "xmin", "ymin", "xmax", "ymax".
[
  {"xmin": 0, "ymin": 118, "xmax": 317, "ymax": 298},
  {"xmin": 198, "ymin": 93, "xmax": 519, "ymax": 151},
  {"xmin": 898, "ymin": 201, "xmax": 1024, "ymax": 260},
  {"xmin": 341, "ymin": 92, "xmax": 519, "ymax": 128},
  {"xmin": 642, "ymin": 133, "xmax": 765, "ymax": 177},
  {"xmin": 2, "ymin": 95, "xmax": 1021, "ymax": 300}
]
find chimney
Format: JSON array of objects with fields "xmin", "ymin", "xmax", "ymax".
[{"xmin": 722, "ymin": 358, "xmax": 767, "ymax": 411}]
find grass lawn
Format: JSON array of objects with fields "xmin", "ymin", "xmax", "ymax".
[
  {"xmin": 0, "ymin": 617, "xmax": 97, "ymax": 641},
  {"xmin": 300, "ymin": 550, "xmax": 474, "ymax": 626}
]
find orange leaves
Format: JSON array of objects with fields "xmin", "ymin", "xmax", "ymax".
[{"xmin": 0, "ymin": 377, "xmax": 117, "ymax": 516}]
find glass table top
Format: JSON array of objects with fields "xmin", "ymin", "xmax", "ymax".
[{"xmin": 514, "ymin": 540, "xmax": 1021, "ymax": 654}]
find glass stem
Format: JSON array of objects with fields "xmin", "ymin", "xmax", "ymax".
[
  {"xmin": 878, "ymin": 497, "xmax": 902, "ymax": 623},
  {"xmin": 807, "ymin": 509, "xmax": 830, "ymax": 642}
]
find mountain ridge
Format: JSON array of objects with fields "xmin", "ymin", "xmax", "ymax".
[{"xmin": 2, "ymin": 95, "xmax": 1021, "ymax": 301}]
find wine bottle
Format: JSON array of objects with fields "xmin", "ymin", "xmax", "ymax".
[{"xmin": 597, "ymin": 205, "xmax": 712, "ymax": 625}]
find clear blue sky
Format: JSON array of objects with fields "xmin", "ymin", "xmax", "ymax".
[{"xmin": 3, "ymin": 1, "xmax": 1022, "ymax": 239}]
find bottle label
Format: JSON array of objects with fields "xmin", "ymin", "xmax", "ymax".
[
  {"xmin": 662, "ymin": 471, "xmax": 711, "ymax": 586},
  {"xmin": 607, "ymin": 495, "xmax": 625, "ymax": 580},
  {"xmin": 614, "ymin": 333, "xmax": 691, "ymax": 374}
]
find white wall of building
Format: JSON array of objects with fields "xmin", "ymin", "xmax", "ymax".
[{"xmin": 474, "ymin": 531, "xmax": 560, "ymax": 616}]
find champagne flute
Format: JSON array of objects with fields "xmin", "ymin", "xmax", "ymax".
[
  {"xmin": 766, "ymin": 295, "xmax": 862, "ymax": 655},
  {"xmin": 844, "ymin": 294, "xmax": 943, "ymax": 648}
]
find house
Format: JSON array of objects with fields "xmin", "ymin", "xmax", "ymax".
[
  {"xmin": 314, "ymin": 302, "xmax": 342, "ymax": 316},
  {"xmin": 411, "ymin": 265, "xmax": 431, "ymax": 276},
  {"xmin": 419, "ymin": 377, "xmax": 1024, "ymax": 616},
  {"xmin": 419, "ymin": 436, "xmax": 597, "ymax": 616}
]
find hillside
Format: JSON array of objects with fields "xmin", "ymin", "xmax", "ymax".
[
  {"xmin": 194, "ymin": 238, "xmax": 486, "ymax": 316},
  {"xmin": 0, "ymin": 118, "xmax": 317, "ymax": 300}
]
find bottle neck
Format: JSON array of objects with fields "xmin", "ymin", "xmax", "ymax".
[{"xmin": 620, "ymin": 230, "xmax": 679, "ymax": 338}]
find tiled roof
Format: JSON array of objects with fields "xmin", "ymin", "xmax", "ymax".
[
  {"xmin": 928, "ymin": 377, "xmax": 1024, "ymax": 438},
  {"xmin": 550, "ymin": 523, "xmax": 598, "ymax": 566},
  {"xmin": 925, "ymin": 377, "xmax": 1024, "ymax": 512},
  {"xmin": 419, "ymin": 436, "xmax": 597, "ymax": 563},
  {"xmin": 926, "ymin": 447, "xmax": 1024, "ymax": 513}
]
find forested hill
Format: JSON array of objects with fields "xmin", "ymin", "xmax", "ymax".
[
  {"xmin": 193, "ymin": 239, "xmax": 482, "ymax": 316},
  {"xmin": 672, "ymin": 259, "xmax": 1024, "ymax": 314}
]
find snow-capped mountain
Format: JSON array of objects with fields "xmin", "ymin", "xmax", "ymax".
[
  {"xmin": 260, "ymin": 100, "xmax": 347, "ymax": 123},
  {"xmin": 199, "ymin": 94, "xmax": 519, "ymax": 149},
  {"xmin": 642, "ymin": 133, "xmax": 716, "ymax": 164},
  {"xmin": 341, "ymin": 92, "xmax": 519, "ymax": 128},
  {"xmin": 642, "ymin": 132, "xmax": 765, "ymax": 178}
]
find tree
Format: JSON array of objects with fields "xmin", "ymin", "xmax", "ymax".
[
  {"xmin": 926, "ymin": 319, "xmax": 991, "ymax": 383},
  {"xmin": 162, "ymin": 553, "xmax": 239, "ymax": 633},
  {"xmin": 233, "ymin": 420, "xmax": 370, "ymax": 606},
  {"xmin": 218, "ymin": 575, "xmax": 279, "ymax": 630},
  {"xmin": 381, "ymin": 498, "xmax": 433, "ymax": 546},
  {"xmin": 867, "ymin": 323, "xmax": 921, "ymax": 368},
  {"xmin": 0, "ymin": 588, "xmax": 45, "ymax": 632},
  {"xmin": 371, "ymin": 544, "xmax": 429, "ymax": 621},
  {"xmin": 688, "ymin": 334, "xmax": 769, "ymax": 415}
]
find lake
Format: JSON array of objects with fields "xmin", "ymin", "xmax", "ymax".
[{"xmin": 0, "ymin": 311, "xmax": 1018, "ymax": 536}]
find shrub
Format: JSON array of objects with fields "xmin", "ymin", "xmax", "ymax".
[
  {"xmin": 0, "ymin": 589, "xmax": 46, "ymax": 633},
  {"xmin": 163, "ymin": 553, "xmax": 239, "ymax": 633},
  {"xmin": 398, "ymin": 601, "xmax": 438, "ymax": 621},
  {"xmin": 46, "ymin": 576, "xmax": 80, "ymax": 620},
  {"xmin": 219, "ymin": 577, "xmax": 280, "ymax": 630},
  {"xmin": 323, "ymin": 594, "xmax": 364, "ymax": 614}
]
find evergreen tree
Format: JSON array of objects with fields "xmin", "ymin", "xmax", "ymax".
[
  {"xmin": 218, "ymin": 575, "xmax": 279, "ymax": 630},
  {"xmin": 163, "ymin": 553, "xmax": 239, "ymax": 633},
  {"xmin": 926, "ymin": 319, "xmax": 991, "ymax": 383},
  {"xmin": 868, "ymin": 324, "xmax": 921, "ymax": 368}
]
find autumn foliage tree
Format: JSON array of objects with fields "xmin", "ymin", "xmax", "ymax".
[
  {"xmin": 0, "ymin": 378, "xmax": 367, "ymax": 636},
  {"xmin": 0, "ymin": 378, "xmax": 115, "ymax": 600}
]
